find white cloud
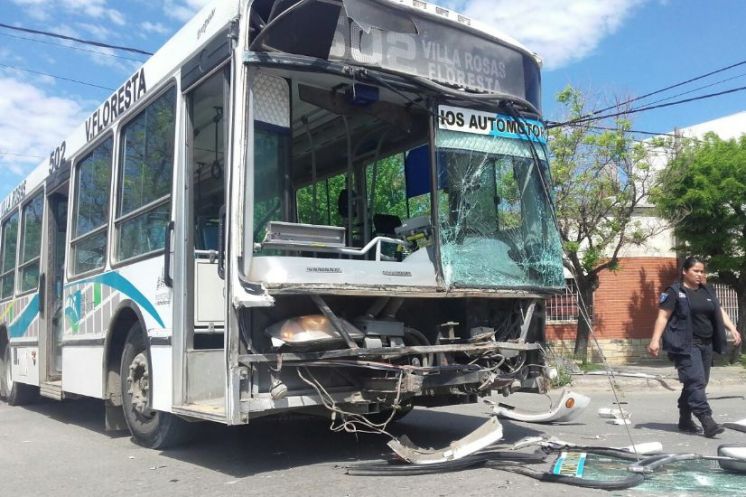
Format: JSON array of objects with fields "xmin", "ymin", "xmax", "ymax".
[
  {"xmin": 105, "ymin": 9, "xmax": 126, "ymax": 26},
  {"xmin": 439, "ymin": 0, "xmax": 646, "ymax": 70},
  {"xmin": 11, "ymin": 0, "xmax": 126, "ymax": 26},
  {"xmin": 141, "ymin": 21, "xmax": 171, "ymax": 35},
  {"xmin": 0, "ymin": 77, "xmax": 88, "ymax": 180},
  {"xmin": 47, "ymin": 24, "xmax": 138, "ymax": 72},
  {"xmin": 75, "ymin": 22, "xmax": 115, "ymax": 40},
  {"xmin": 164, "ymin": 0, "xmax": 213, "ymax": 22}
]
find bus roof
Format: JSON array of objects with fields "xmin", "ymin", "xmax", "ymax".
[{"xmin": 2, "ymin": 0, "xmax": 539, "ymax": 215}]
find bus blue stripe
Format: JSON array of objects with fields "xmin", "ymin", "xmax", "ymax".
[
  {"xmin": 8, "ymin": 294, "xmax": 39, "ymax": 338},
  {"xmin": 67, "ymin": 271, "xmax": 165, "ymax": 328}
]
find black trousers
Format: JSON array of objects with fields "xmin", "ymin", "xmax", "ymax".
[{"xmin": 672, "ymin": 340, "xmax": 713, "ymax": 417}]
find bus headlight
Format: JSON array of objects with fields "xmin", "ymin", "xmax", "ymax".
[{"xmin": 265, "ymin": 315, "xmax": 364, "ymax": 347}]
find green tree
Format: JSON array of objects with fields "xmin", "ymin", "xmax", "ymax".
[
  {"xmin": 296, "ymin": 154, "xmax": 420, "ymax": 229},
  {"xmin": 550, "ymin": 87, "xmax": 670, "ymax": 360},
  {"xmin": 653, "ymin": 132, "xmax": 746, "ymax": 346}
]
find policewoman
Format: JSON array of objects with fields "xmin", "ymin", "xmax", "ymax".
[{"xmin": 647, "ymin": 256, "xmax": 741, "ymax": 437}]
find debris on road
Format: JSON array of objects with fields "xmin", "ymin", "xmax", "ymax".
[
  {"xmin": 598, "ymin": 406, "xmax": 631, "ymax": 425},
  {"xmin": 350, "ymin": 435, "xmax": 746, "ymax": 491},
  {"xmin": 387, "ymin": 416, "xmax": 503, "ymax": 464},
  {"xmin": 493, "ymin": 390, "xmax": 591, "ymax": 423},
  {"xmin": 575, "ymin": 371, "xmax": 676, "ymax": 390}
]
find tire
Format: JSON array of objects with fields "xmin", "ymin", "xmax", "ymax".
[
  {"xmin": 0, "ymin": 342, "xmax": 39, "ymax": 405},
  {"xmin": 121, "ymin": 323, "xmax": 189, "ymax": 449}
]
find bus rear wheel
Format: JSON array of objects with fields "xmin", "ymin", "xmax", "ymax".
[
  {"xmin": 120, "ymin": 323, "xmax": 188, "ymax": 449},
  {"xmin": 0, "ymin": 343, "xmax": 38, "ymax": 405}
]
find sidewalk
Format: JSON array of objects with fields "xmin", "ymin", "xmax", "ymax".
[{"xmin": 566, "ymin": 363, "xmax": 746, "ymax": 391}]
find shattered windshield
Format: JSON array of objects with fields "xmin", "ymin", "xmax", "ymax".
[{"xmin": 436, "ymin": 129, "xmax": 564, "ymax": 290}]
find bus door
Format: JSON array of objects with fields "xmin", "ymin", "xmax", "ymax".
[
  {"xmin": 186, "ymin": 66, "xmax": 230, "ymax": 348},
  {"xmin": 43, "ymin": 185, "xmax": 68, "ymax": 381}
]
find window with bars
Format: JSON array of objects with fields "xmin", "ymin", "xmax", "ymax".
[
  {"xmin": 711, "ymin": 283, "xmax": 739, "ymax": 324},
  {"xmin": 546, "ymin": 279, "xmax": 579, "ymax": 323}
]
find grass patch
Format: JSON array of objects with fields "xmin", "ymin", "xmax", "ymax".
[
  {"xmin": 551, "ymin": 367, "xmax": 574, "ymax": 388},
  {"xmin": 578, "ymin": 360, "xmax": 604, "ymax": 373}
]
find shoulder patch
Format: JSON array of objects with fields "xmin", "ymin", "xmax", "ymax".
[{"xmin": 659, "ymin": 292, "xmax": 669, "ymax": 304}]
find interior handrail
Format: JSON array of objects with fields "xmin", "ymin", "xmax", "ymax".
[{"xmin": 261, "ymin": 235, "xmax": 406, "ymax": 261}]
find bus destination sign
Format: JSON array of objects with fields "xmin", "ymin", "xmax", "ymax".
[
  {"xmin": 438, "ymin": 105, "xmax": 547, "ymax": 144},
  {"xmin": 329, "ymin": 12, "xmax": 540, "ymax": 108}
]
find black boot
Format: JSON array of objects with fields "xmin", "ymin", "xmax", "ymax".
[
  {"xmin": 697, "ymin": 414, "xmax": 724, "ymax": 438},
  {"xmin": 678, "ymin": 411, "xmax": 701, "ymax": 433}
]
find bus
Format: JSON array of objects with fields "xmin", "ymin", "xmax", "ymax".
[{"xmin": 0, "ymin": 0, "xmax": 565, "ymax": 448}]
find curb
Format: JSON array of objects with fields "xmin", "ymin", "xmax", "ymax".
[{"xmin": 566, "ymin": 367, "xmax": 746, "ymax": 392}]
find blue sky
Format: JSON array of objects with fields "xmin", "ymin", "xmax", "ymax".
[{"xmin": 1, "ymin": 0, "xmax": 745, "ymax": 200}]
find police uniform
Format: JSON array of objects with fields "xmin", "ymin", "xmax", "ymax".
[{"xmin": 659, "ymin": 282, "xmax": 727, "ymax": 420}]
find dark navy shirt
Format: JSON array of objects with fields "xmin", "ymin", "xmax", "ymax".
[{"xmin": 660, "ymin": 285, "xmax": 716, "ymax": 339}]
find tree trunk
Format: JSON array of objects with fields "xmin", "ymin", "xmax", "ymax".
[{"xmin": 573, "ymin": 283, "xmax": 595, "ymax": 362}]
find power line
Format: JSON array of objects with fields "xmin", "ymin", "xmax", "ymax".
[
  {"xmin": 0, "ymin": 63, "xmax": 114, "ymax": 91},
  {"xmin": 0, "ymin": 23, "xmax": 153, "ymax": 56},
  {"xmin": 584, "ymin": 124, "xmax": 672, "ymax": 137},
  {"xmin": 557, "ymin": 58, "xmax": 746, "ymax": 128},
  {"xmin": 0, "ymin": 32, "xmax": 147, "ymax": 63},
  {"xmin": 566, "ymin": 124, "xmax": 713, "ymax": 148},
  {"xmin": 548, "ymin": 84, "xmax": 746, "ymax": 129},
  {"xmin": 0, "ymin": 151, "xmax": 46, "ymax": 159},
  {"xmin": 640, "ymin": 70, "xmax": 746, "ymax": 108}
]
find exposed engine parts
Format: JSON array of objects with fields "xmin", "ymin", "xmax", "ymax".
[{"xmin": 239, "ymin": 294, "xmax": 549, "ymax": 436}]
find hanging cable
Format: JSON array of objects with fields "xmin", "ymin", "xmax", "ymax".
[
  {"xmin": 637, "ymin": 69, "xmax": 746, "ymax": 109},
  {"xmin": 0, "ymin": 23, "xmax": 153, "ymax": 55},
  {"xmin": 561, "ymin": 58, "xmax": 746, "ymax": 126},
  {"xmin": 0, "ymin": 63, "xmax": 113, "ymax": 91},
  {"xmin": 0, "ymin": 32, "xmax": 147, "ymax": 62},
  {"xmin": 296, "ymin": 366, "xmax": 404, "ymax": 437},
  {"xmin": 502, "ymin": 103, "xmax": 642, "ymax": 459},
  {"xmin": 549, "ymin": 84, "xmax": 746, "ymax": 129},
  {"xmin": 0, "ymin": 150, "xmax": 46, "ymax": 159}
]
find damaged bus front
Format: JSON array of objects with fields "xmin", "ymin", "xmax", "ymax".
[{"xmin": 228, "ymin": 0, "xmax": 565, "ymax": 426}]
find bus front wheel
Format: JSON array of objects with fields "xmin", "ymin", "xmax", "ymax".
[
  {"xmin": 120, "ymin": 323, "xmax": 188, "ymax": 449},
  {"xmin": 0, "ymin": 343, "xmax": 38, "ymax": 405}
]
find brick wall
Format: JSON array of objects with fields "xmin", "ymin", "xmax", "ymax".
[
  {"xmin": 594, "ymin": 257, "xmax": 678, "ymax": 340},
  {"xmin": 546, "ymin": 257, "xmax": 678, "ymax": 362},
  {"xmin": 547, "ymin": 338, "xmax": 653, "ymax": 365}
]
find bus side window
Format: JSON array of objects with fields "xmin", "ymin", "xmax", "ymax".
[
  {"xmin": 116, "ymin": 87, "xmax": 177, "ymax": 261},
  {"xmin": 18, "ymin": 194, "xmax": 43, "ymax": 292},
  {"xmin": 0, "ymin": 212, "xmax": 19, "ymax": 300},
  {"xmin": 71, "ymin": 137, "xmax": 113, "ymax": 275}
]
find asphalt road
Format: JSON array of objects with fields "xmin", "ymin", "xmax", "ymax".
[{"xmin": 2, "ymin": 385, "xmax": 746, "ymax": 497}]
